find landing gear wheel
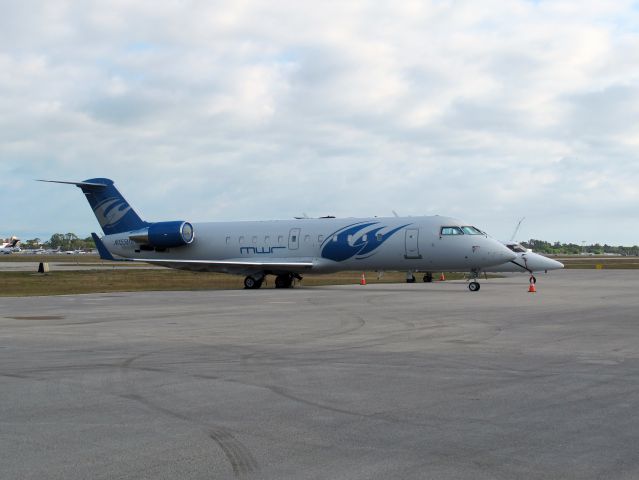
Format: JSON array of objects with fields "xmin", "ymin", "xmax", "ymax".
[
  {"xmin": 469, "ymin": 281, "xmax": 480, "ymax": 292},
  {"xmin": 244, "ymin": 276, "xmax": 263, "ymax": 289},
  {"xmin": 275, "ymin": 274, "xmax": 293, "ymax": 289},
  {"xmin": 423, "ymin": 273, "xmax": 433, "ymax": 283},
  {"xmin": 406, "ymin": 275, "xmax": 416, "ymax": 283}
]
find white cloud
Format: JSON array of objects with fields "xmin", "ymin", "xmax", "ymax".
[{"xmin": 1, "ymin": 0, "xmax": 638, "ymax": 244}]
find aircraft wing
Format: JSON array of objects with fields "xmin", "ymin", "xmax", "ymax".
[
  {"xmin": 129, "ymin": 257, "xmax": 316, "ymax": 274},
  {"xmin": 91, "ymin": 233, "xmax": 314, "ymax": 273}
]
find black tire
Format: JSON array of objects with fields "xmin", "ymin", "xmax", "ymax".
[
  {"xmin": 423, "ymin": 273, "xmax": 433, "ymax": 283},
  {"xmin": 469, "ymin": 281, "xmax": 480, "ymax": 292},
  {"xmin": 406, "ymin": 276, "xmax": 416, "ymax": 283},
  {"xmin": 244, "ymin": 276, "xmax": 257, "ymax": 289},
  {"xmin": 275, "ymin": 275, "xmax": 293, "ymax": 289}
]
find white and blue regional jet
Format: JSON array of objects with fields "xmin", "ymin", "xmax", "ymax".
[
  {"xmin": 41, "ymin": 178, "xmax": 516, "ymax": 291},
  {"xmin": 484, "ymin": 242, "xmax": 564, "ymax": 282}
]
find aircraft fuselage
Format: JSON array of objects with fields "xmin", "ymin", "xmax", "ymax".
[{"xmin": 104, "ymin": 216, "xmax": 515, "ymax": 276}]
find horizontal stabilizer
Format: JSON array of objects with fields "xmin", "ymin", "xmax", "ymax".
[
  {"xmin": 40, "ymin": 178, "xmax": 147, "ymax": 235},
  {"xmin": 37, "ymin": 179, "xmax": 108, "ymax": 188}
]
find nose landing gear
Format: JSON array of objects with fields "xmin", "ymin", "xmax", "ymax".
[{"xmin": 468, "ymin": 269, "xmax": 481, "ymax": 292}]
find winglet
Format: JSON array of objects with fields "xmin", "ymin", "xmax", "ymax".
[{"xmin": 91, "ymin": 233, "xmax": 115, "ymax": 261}]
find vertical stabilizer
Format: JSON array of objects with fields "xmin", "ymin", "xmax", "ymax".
[{"xmin": 39, "ymin": 178, "xmax": 148, "ymax": 235}]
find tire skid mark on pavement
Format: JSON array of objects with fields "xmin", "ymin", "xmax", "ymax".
[{"xmin": 119, "ymin": 352, "xmax": 259, "ymax": 478}]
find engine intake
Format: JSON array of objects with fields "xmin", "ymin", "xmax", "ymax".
[{"xmin": 129, "ymin": 221, "xmax": 194, "ymax": 248}]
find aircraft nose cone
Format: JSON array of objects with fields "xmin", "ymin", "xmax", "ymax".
[{"xmin": 547, "ymin": 257, "xmax": 564, "ymax": 270}]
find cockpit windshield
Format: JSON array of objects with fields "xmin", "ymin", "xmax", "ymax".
[
  {"xmin": 441, "ymin": 226, "xmax": 486, "ymax": 236},
  {"xmin": 506, "ymin": 243, "xmax": 527, "ymax": 253},
  {"xmin": 440, "ymin": 226, "xmax": 464, "ymax": 235},
  {"xmin": 461, "ymin": 226, "xmax": 484, "ymax": 235}
]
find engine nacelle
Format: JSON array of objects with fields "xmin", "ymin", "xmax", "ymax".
[{"xmin": 129, "ymin": 221, "xmax": 194, "ymax": 248}]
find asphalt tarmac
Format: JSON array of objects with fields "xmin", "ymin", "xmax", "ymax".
[
  {"xmin": 0, "ymin": 261, "xmax": 159, "ymax": 271},
  {"xmin": 1, "ymin": 270, "xmax": 639, "ymax": 479}
]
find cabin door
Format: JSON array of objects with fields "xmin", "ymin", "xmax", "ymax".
[
  {"xmin": 404, "ymin": 229, "xmax": 421, "ymax": 259},
  {"xmin": 288, "ymin": 228, "xmax": 301, "ymax": 250}
]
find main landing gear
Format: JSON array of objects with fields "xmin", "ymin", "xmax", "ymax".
[
  {"xmin": 275, "ymin": 274, "xmax": 294, "ymax": 289},
  {"xmin": 244, "ymin": 273, "xmax": 301, "ymax": 289},
  {"xmin": 423, "ymin": 272, "xmax": 433, "ymax": 283},
  {"xmin": 243, "ymin": 275, "xmax": 264, "ymax": 289}
]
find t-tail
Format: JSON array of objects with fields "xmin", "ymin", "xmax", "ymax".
[{"xmin": 38, "ymin": 178, "xmax": 148, "ymax": 235}]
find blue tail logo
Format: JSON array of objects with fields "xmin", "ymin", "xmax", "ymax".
[
  {"xmin": 93, "ymin": 197, "xmax": 133, "ymax": 229},
  {"xmin": 321, "ymin": 222, "xmax": 410, "ymax": 262}
]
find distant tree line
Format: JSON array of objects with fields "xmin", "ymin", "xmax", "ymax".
[
  {"xmin": 21, "ymin": 233, "xmax": 95, "ymax": 251},
  {"xmin": 522, "ymin": 239, "xmax": 639, "ymax": 256}
]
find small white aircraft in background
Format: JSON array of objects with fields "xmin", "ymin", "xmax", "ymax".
[
  {"xmin": 483, "ymin": 241, "xmax": 564, "ymax": 283},
  {"xmin": 487, "ymin": 217, "xmax": 564, "ymax": 283},
  {"xmin": 1, "ymin": 237, "xmax": 20, "ymax": 254}
]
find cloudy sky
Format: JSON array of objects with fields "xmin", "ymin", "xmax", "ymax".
[{"xmin": 1, "ymin": 0, "xmax": 638, "ymax": 245}]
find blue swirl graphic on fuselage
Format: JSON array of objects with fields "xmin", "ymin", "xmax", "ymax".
[{"xmin": 321, "ymin": 222, "xmax": 410, "ymax": 262}]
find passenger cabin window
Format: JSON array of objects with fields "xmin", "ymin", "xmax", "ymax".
[
  {"xmin": 252, "ymin": 236, "xmax": 257, "ymax": 244},
  {"xmin": 304, "ymin": 235, "xmax": 311, "ymax": 242},
  {"xmin": 239, "ymin": 236, "xmax": 245, "ymax": 244},
  {"xmin": 291, "ymin": 235, "xmax": 297, "ymax": 243},
  {"xmin": 362, "ymin": 234, "xmax": 367, "ymax": 242},
  {"xmin": 461, "ymin": 226, "xmax": 483, "ymax": 235},
  {"xmin": 440, "ymin": 226, "xmax": 464, "ymax": 236},
  {"xmin": 265, "ymin": 236, "xmax": 270, "ymax": 244},
  {"xmin": 333, "ymin": 235, "xmax": 338, "ymax": 242},
  {"xmin": 318, "ymin": 235, "xmax": 324, "ymax": 243},
  {"xmin": 376, "ymin": 233, "xmax": 382, "ymax": 241},
  {"xmin": 278, "ymin": 235, "xmax": 284, "ymax": 244},
  {"xmin": 225, "ymin": 236, "xmax": 231, "ymax": 244}
]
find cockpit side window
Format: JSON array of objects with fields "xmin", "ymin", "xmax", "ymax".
[
  {"xmin": 506, "ymin": 243, "xmax": 527, "ymax": 253},
  {"xmin": 461, "ymin": 226, "xmax": 483, "ymax": 235},
  {"xmin": 440, "ymin": 226, "xmax": 464, "ymax": 236}
]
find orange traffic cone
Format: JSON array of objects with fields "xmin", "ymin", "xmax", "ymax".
[
  {"xmin": 360, "ymin": 273, "xmax": 367, "ymax": 285},
  {"xmin": 528, "ymin": 283, "xmax": 536, "ymax": 293},
  {"xmin": 439, "ymin": 273, "xmax": 446, "ymax": 281}
]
